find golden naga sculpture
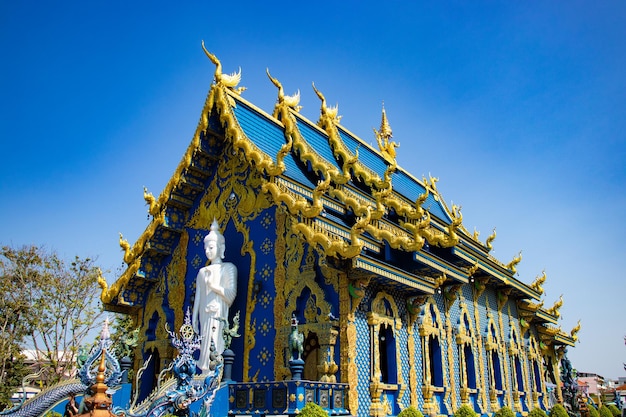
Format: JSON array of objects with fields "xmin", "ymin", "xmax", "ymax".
[
  {"xmin": 373, "ymin": 104, "xmax": 399, "ymax": 165},
  {"xmin": 433, "ymin": 272, "xmax": 448, "ymax": 289},
  {"xmin": 547, "ymin": 294, "xmax": 564, "ymax": 318},
  {"xmin": 293, "ymin": 218, "xmax": 363, "ymax": 259},
  {"xmin": 312, "ymin": 82, "xmax": 342, "ymax": 126},
  {"xmin": 265, "ymin": 133, "xmax": 293, "ymax": 177},
  {"xmin": 262, "ymin": 176, "xmax": 327, "ymax": 219},
  {"xmin": 422, "ymin": 173, "xmax": 439, "ymax": 192},
  {"xmin": 422, "ymin": 206, "xmax": 462, "ymax": 248},
  {"xmin": 312, "ymin": 83, "xmax": 385, "ymax": 188},
  {"xmin": 466, "ymin": 262, "xmax": 479, "ymax": 278},
  {"xmin": 266, "ymin": 68, "xmax": 302, "ymax": 114},
  {"xmin": 485, "ymin": 228, "xmax": 496, "ymax": 251},
  {"xmin": 201, "ymin": 41, "xmax": 246, "ymax": 94},
  {"xmin": 398, "ymin": 213, "xmax": 429, "ymax": 250},
  {"xmin": 530, "ymin": 270, "xmax": 547, "ymax": 295},
  {"xmin": 506, "ymin": 250, "xmax": 522, "ymax": 274},
  {"xmin": 118, "ymin": 233, "xmax": 133, "ymax": 264},
  {"xmin": 96, "ymin": 268, "xmax": 109, "ymax": 300},
  {"xmin": 386, "ymin": 188, "xmax": 429, "ymax": 221},
  {"xmin": 268, "ymin": 73, "xmax": 349, "ymax": 187},
  {"xmin": 143, "ymin": 186, "xmax": 160, "ymax": 217},
  {"xmin": 570, "ymin": 320, "xmax": 581, "ymax": 342}
]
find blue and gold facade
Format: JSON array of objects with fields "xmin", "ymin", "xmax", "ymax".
[{"xmin": 100, "ymin": 50, "xmax": 579, "ymax": 417}]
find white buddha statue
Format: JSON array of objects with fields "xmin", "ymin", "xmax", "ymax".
[{"xmin": 192, "ymin": 219, "xmax": 237, "ymax": 372}]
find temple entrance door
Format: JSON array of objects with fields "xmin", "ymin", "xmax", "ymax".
[
  {"xmin": 303, "ymin": 332, "xmax": 320, "ymax": 381},
  {"xmin": 139, "ymin": 347, "xmax": 160, "ymax": 402}
]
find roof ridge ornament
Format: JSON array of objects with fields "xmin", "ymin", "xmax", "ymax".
[
  {"xmin": 373, "ymin": 102, "xmax": 399, "ymax": 165},
  {"xmin": 547, "ymin": 294, "xmax": 563, "ymax": 318},
  {"xmin": 506, "ymin": 250, "xmax": 522, "ymax": 274},
  {"xmin": 266, "ymin": 69, "xmax": 301, "ymax": 114},
  {"xmin": 201, "ymin": 41, "xmax": 246, "ymax": 94},
  {"xmin": 530, "ymin": 270, "xmax": 547, "ymax": 295},
  {"xmin": 312, "ymin": 83, "xmax": 342, "ymax": 126},
  {"xmin": 569, "ymin": 320, "xmax": 581, "ymax": 342},
  {"xmin": 485, "ymin": 227, "xmax": 496, "ymax": 252}
]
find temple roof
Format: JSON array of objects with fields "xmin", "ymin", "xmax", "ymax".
[{"xmin": 98, "ymin": 52, "xmax": 577, "ymax": 347}]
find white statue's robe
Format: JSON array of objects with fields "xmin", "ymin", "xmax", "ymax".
[{"xmin": 192, "ymin": 262, "xmax": 237, "ymax": 372}]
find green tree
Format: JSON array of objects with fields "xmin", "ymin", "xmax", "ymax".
[
  {"xmin": 0, "ymin": 245, "xmax": 104, "ymax": 394},
  {"xmin": 1, "ymin": 245, "xmax": 46, "ymax": 407},
  {"xmin": 109, "ymin": 314, "xmax": 140, "ymax": 360},
  {"xmin": 0, "ymin": 352, "xmax": 29, "ymax": 408}
]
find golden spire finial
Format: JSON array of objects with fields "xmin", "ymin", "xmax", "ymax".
[
  {"xmin": 379, "ymin": 101, "xmax": 393, "ymax": 140},
  {"xmin": 374, "ymin": 101, "xmax": 399, "ymax": 164}
]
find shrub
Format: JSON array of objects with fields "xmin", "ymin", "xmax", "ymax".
[
  {"xmin": 454, "ymin": 404, "xmax": 478, "ymax": 417},
  {"xmin": 607, "ymin": 404, "xmax": 620, "ymax": 417},
  {"xmin": 495, "ymin": 406, "xmax": 516, "ymax": 417},
  {"xmin": 599, "ymin": 405, "xmax": 613, "ymax": 417},
  {"xmin": 549, "ymin": 404, "xmax": 569, "ymax": 417},
  {"xmin": 529, "ymin": 407, "xmax": 549, "ymax": 417},
  {"xmin": 299, "ymin": 402, "xmax": 329, "ymax": 417},
  {"xmin": 398, "ymin": 406, "xmax": 425, "ymax": 417}
]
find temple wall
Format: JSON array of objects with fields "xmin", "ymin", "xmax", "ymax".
[{"xmin": 343, "ymin": 280, "xmax": 555, "ymax": 417}]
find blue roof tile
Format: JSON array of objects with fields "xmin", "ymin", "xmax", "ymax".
[
  {"xmin": 230, "ymin": 96, "xmax": 453, "ymax": 225},
  {"xmin": 232, "ymin": 100, "xmax": 285, "ymax": 162},
  {"xmin": 337, "ymin": 127, "xmax": 388, "ymax": 179},
  {"xmin": 393, "ymin": 171, "xmax": 451, "ymax": 222},
  {"xmin": 295, "ymin": 117, "xmax": 343, "ymax": 172}
]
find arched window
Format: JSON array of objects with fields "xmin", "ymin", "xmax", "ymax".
[
  {"xmin": 464, "ymin": 344, "xmax": 477, "ymax": 389},
  {"xmin": 515, "ymin": 356, "xmax": 524, "ymax": 391},
  {"xmin": 509, "ymin": 326, "xmax": 525, "ymax": 393},
  {"xmin": 429, "ymin": 335, "xmax": 443, "ymax": 386},
  {"xmin": 457, "ymin": 308, "xmax": 477, "ymax": 391},
  {"xmin": 367, "ymin": 291, "xmax": 402, "ymax": 417},
  {"xmin": 418, "ymin": 298, "xmax": 447, "ymax": 417},
  {"xmin": 533, "ymin": 360, "xmax": 542, "ymax": 391},
  {"xmin": 368, "ymin": 291, "xmax": 400, "ymax": 386},
  {"xmin": 419, "ymin": 301, "xmax": 444, "ymax": 388},
  {"xmin": 485, "ymin": 320, "xmax": 503, "ymax": 392},
  {"xmin": 379, "ymin": 322, "xmax": 397, "ymax": 384},
  {"xmin": 528, "ymin": 335, "xmax": 543, "ymax": 394},
  {"xmin": 491, "ymin": 350, "xmax": 503, "ymax": 390}
]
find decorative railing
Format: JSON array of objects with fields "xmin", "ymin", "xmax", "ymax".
[{"xmin": 228, "ymin": 381, "xmax": 350, "ymax": 416}]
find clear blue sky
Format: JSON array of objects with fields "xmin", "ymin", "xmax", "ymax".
[{"xmin": 1, "ymin": 1, "xmax": 625, "ymax": 379}]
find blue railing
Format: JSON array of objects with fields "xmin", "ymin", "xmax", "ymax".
[{"xmin": 228, "ymin": 381, "xmax": 351, "ymax": 416}]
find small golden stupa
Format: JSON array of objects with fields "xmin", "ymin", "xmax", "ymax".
[{"xmin": 77, "ymin": 350, "xmax": 120, "ymax": 417}]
